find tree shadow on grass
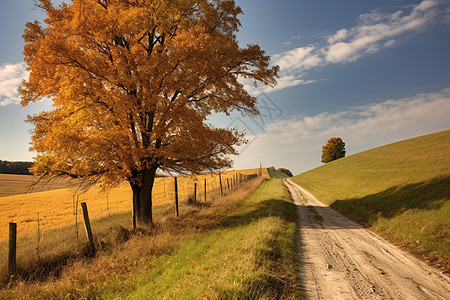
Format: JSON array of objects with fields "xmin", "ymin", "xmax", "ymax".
[
  {"xmin": 330, "ymin": 175, "xmax": 450, "ymax": 226},
  {"xmin": 216, "ymin": 197, "xmax": 302, "ymax": 299},
  {"xmin": 218, "ymin": 198, "xmax": 298, "ymax": 229}
]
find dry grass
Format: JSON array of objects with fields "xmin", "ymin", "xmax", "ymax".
[
  {"xmin": 0, "ymin": 175, "xmax": 268, "ymax": 297},
  {"xmin": 0, "ymin": 171, "xmax": 268, "ymax": 286},
  {"xmin": 0, "ymin": 168, "xmax": 267, "ymax": 241}
]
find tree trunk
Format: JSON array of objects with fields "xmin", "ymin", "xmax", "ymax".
[{"xmin": 130, "ymin": 167, "xmax": 157, "ymax": 226}]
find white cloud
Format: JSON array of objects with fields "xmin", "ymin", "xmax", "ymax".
[
  {"xmin": 274, "ymin": 45, "xmax": 321, "ymax": 72},
  {"xmin": 0, "ymin": 63, "xmax": 29, "ymax": 106},
  {"xmin": 241, "ymin": 74, "xmax": 317, "ymax": 96},
  {"xmin": 327, "ymin": 29, "xmax": 348, "ymax": 44},
  {"xmin": 233, "ymin": 88, "xmax": 450, "ymax": 174},
  {"xmin": 262, "ymin": 0, "xmax": 444, "ymax": 94},
  {"xmin": 260, "ymin": 75, "xmax": 317, "ymax": 94},
  {"xmin": 325, "ymin": 0, "xmax": 438, "ymax": 63},
  {"xmin": 443, "ymin": 5, "xmax": 450, "ymax": 25}
]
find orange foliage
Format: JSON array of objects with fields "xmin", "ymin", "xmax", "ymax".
[
  {"xmin": 20, "ymin": 0, "xmax": 278, "ymax": 222},
  {"xmin": 321, "ymin": 137, "xmax": 346, "ymax": 163}
]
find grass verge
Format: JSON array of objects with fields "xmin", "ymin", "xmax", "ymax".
[
  {"xmin": 267, "ymin": 168, "xmax": 290, "ymax": 179},
  {"xmin": 1, "ymin": 178, "xmax": 301, "ymax": 299},
  {"xmin": 291, "ymin": 130, "xmax": 450, "ymax": 273}
]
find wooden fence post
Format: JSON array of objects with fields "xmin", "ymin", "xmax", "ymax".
[
  {"xmin": 106, "ymin": 194, "xmax": 110, "ymax": 215},
  {"xmin": 194, "ymin": 182, "xmax": 197, "ymax": 203},
  {"xmin": 76, "ymin": 195, "xmax": 79, "ymax": 241},
  {"xmin": 175, "ymin": 177, "xmax": 179, "ymax": 217},
  {"xmin": 37, "ymin": 213, "xmax": 40, "ymax": 261},
  {"xmin": 80, "ymin": 202, "xmax": 95, "ymax": 254},
  {"xmin": 219, "ymin": 173, "xmax": 223, "ymax": 196},
  {"xmin": 132, "ymin": 198, "xmax": 137, "ymax": 231},
  {"xmin": 8, "ymin": 222, "xmax": 17, "ymax": 275},
  {"xmin": 227, "ymin": 178, "xmax": 230, "ymax": 190},
  {"xmin": 204, "ymin": 178, "xmax": 207, "ymax": 202}
]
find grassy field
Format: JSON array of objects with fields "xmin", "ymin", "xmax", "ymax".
[
  {"xmin": 291, "ymin": 130, "xmax": 450, "ymax": 272},
  {"xmin": 267, "ymin": 168, "xmax": 290, "ymax": 179},
  {"xmin": 0, "ymin": 178, "xmax": 300, "ymax": 299}
]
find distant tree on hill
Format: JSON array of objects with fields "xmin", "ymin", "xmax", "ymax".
[
  {"xmin": 321, "ymin": 137, "xmax": 346, "ymax": 163},
  {"xmin": 277, "ymin": 168, "xmax": 293, "ymax": 177},
  {"xmin": 0, "ymin": 160, "xmax": 33, "ymax": 175}
]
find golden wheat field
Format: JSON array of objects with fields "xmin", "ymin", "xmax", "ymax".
[
  {"xmin": 0, "ymin": 174, "xmax": 76, "ymax": 198},
  {"xmin": 0, "ymin": 168, "xmax": 266, "ymax": 241}
]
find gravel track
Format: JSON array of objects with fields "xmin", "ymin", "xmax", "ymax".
[{"xmin": 284, "ymin": 178, "xmax": 450, "ymax": 300}]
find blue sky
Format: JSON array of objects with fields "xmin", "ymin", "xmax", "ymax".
[{"xmin": 1, "ymin": 0, "xmax": 449, "ymax": 174}]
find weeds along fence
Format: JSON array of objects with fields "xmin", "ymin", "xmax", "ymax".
[{"xmin": 0, "ymin": 168, "xmax": 267, "ymax": 281}]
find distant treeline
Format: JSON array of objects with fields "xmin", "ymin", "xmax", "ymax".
[{"xmin": 0, "ymin": 160, "xmax": 33, "ymax": 175}]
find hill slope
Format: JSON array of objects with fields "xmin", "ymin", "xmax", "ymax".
[
  {"xmin": 291, "ymin": 130, "xmax": 450, "ymax": 272},
  {"xmin": 267, "ymin": 168, "xmax": 290, "ymax": 179}
]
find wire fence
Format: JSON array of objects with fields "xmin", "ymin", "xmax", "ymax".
[
  {"xmin": 0, "ymin": 168, "xmax": 267, "ymax": 280},
  {"xmin": 0, "ymin": 168, "xmax": 265, "ymax": 241}
]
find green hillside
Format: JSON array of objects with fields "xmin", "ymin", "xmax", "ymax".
[
  {"xmin": 291, "ymin": 130, "xmax": 450, "ymax": 273},
  {"xmin": 267, "ymin": 168, "xmax": 290, "ymax": 179}
]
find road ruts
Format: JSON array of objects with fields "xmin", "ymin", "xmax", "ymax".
[{"xmin": 284, "ymin": 178, "xmax": 450, "ymax": 300}]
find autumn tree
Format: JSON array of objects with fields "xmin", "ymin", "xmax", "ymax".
[
  {"xmin": 321, "ymin": 137, "xmax": 346, "ymax": 163},
  {"xmin": 0, "ymin": 160, "xmax": 33, "ymax": 175},
  {"xmin": 20, "ymin": 0, "xmax": 278, "ymax": 225},
  {"xmin": 277, "ymin": 168, "xmax": 293, "ymax": 177}
]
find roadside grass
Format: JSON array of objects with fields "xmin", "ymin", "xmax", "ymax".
[
  {"xmin": 1, "ymin": 178, "xmax": 301, "ymax": 299},
  {"xmin": 267, "ymin": 168, "xmax": 290, "ymax": 179},
  {"xmin": 103, "ymin": 179, "xmax": 300, "ymax": 299},
  {"xmin": 291, "ymin": 130, "xmax": 450, "ymax": 273}
]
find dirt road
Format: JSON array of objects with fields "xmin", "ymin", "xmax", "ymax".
[{"xmin": 284, "ymin": 179, "xmax": 450, "ymax": 300}]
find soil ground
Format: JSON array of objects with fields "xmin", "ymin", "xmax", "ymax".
[{"xmin": 285, "ymin": 179, "xmax": 450, "ymax": 300}]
